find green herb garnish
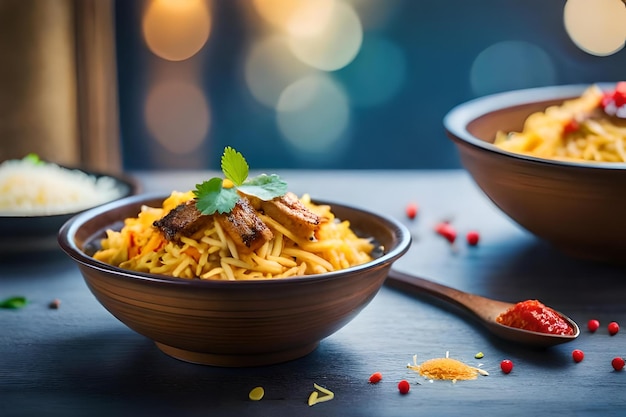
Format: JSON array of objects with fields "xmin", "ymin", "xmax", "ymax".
[
  {"xmin": 193, "ymin": 147, "xmax": 287, "ymax": 215},
  {"xmin": 0, "ymin": 296, "xmax": 27, "ymax": 309},
  {"xmin": 23, "ymin": 153, "xmax": 43, "ymax": 165}
]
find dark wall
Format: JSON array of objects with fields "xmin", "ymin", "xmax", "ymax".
[{"xmin": 115, "ymin": 0, "xmax": 626, "ymax": 170}]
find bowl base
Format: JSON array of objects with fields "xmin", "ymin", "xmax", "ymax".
[{"xmin": 155, "ymin": 341, "xmax": 320, "ymax": 367}]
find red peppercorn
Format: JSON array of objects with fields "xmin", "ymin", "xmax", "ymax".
[
  {"xmin": 500, "ymin": 359, "xmax": 514, "ymax": 374},
  {"xmin": 587, "ymin": 319, "xmax": 600, "ymax": 333},
  {"xmin": 368, "ymin": 372, "xmax": 382, "ymax": 384},
  {"xmin": 563, "ymin": 119, "xmax": 580, "ymax": 135},
  {"xmin": 405, "ymin": 203, "xmax": 418, "ymax": 220},
  {"xmin": 572, "ymin": 349, "xmax": 584, "ymax": 363},
  {"xmin": 435, "ymin": 222, "xmax": 456, "ymax": 244},
  {"xmin": 614, "ymin": 82, "xmax": 626, "ymax": 107},
  {"xmin": 397, "ymin": 380, "xmax": 410, "ymax": 394},
  {"xmin": 466, "ymin": 230, "xmax": 480, "ymax": 246},
  {"xmin": 608, "ymin": 321, "xmax": 620, "ymax": 336},
  {"xmin": 601, "ymin": 82, "xmax": 626, "ymax": 114},
  {"xmin": 612, "ymin": 357, "xmax": 625, "ymax": 371}
]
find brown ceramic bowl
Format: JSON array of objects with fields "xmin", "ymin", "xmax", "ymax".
[
  {"xmin": 444, "ymin": 83, "xmax": 626, "ymax": 262},
  {"xmin": 58, "ymin": 193, "xmax": 411, "ymax": 367}
]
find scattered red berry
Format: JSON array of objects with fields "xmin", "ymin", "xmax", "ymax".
[
  {"xmin": 397, "ymin": 380, "xmax": 410, "ymax": 394},
  {"xmin": 572, "ymin": 349, "xmax": 584, "ymax": 363},
  {"xmin": 602, "ymin": 82, "xmax": 626, "ymax": 115},
  {"xmin": 587, "ymin": 319, "xmax": 600, "ymax": 333},
  {"xmin": 562, "ymin": 119, "xmax": 580, "ymax": 135},
  {"xmin": 500, "ymin": 359, "xmax": 514, "ymax": 374},
  {"xmin": 466, "ymin": 230, "xmax": 480, "ymax": 246},
  {"xmin": 405, "ymin": 203, "xmax": 418, "ymax": 220},
  {"xmin": 608, "ymin": 321, "xmax": 620, "ymax": 336},
  {"xmin": 368, "ymin": 372, "xmax": 383, "ymax": 384},
  {"xmin": 612, "ymin": 357, "xmax": 625, "ymax": 371},
  {"xmin": 435, "ymin": 222, "xmax": 456, "ymax": 244}
]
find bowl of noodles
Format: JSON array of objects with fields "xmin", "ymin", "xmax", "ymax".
[
  {"xmin": 58, "ymin": 190, "xmax": 411, "ymax": 366},
  {"xmin": 444, "ymin": 82, "xmax": 626, "ymax": 262}
]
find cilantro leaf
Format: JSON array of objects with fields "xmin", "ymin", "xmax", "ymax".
[
  {"xmin": 23, "ymin": 153, "xmax": 42, "ymax": 165},
  {"xmin": 194, "ymin": 177, "xmax": 240, "ymax": 215},
  {"xmin": 194, "ymin": 147, "xmax": 288, "ymax": 215},
  {"xmin": 0, "ymin": 296, "xmax": 27, "ymax": 309},
  {"xmin": 238, "ymin": 174, "xmax": 287, "ymax": 200},
  {"xmin": 221, "ymin": 146, "xmax": 248, "ymax": 186}
]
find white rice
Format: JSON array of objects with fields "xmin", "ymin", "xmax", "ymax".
[{"xmin": 0, "ymin": 158, "xmax": 125, "ymax": 216}]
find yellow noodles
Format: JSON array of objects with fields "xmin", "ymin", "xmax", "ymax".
[
  {"xmin": 494, "ymin": 84, "xmax": 626, "ymax": 162},
  {"xmin": 93, "ymin": 191, "xmax": 374, "ymax": 280}
]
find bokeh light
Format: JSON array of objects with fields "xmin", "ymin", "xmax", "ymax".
[
  {"xmin": 142, "ymin": 0, "xmax": 212, "ymax": 61},
  {"xmin": 470, "ymin": 41, "xmax": 556, "ymax": 97},
  {"xmin": 339, "ymin": 34, "xmax": 407, "ymax": 107},
  {"xmin": 276, "ymin": 74, "xmax": 350, "ymax": 156},
  {"xmin": 564, "ymin": 0, "xmax": 626, "ymax": 56},
  {"xmin": 287, "ymin": 2, "xmax": 363, "ymax": 71},
  {"xmin": 115, "ymin": 1, "xmax": 626, "ymax": 171},
  {"xmin": 284, "ymin": 0, "xmax": 337, "ymax": 37},
  {"xmin": 243, "ymin": 0, "xmax": 366, "ymax": 165},
  {"xmin": 251, "ymin": 0, "xmax": 336, "ymax": 36},
  {"xmin": 144, "ymin": 79, "xmax": 211, "ymax": 155},
  {"xmin": 244, "ymin": 35, "xmax": 315, "ymax": 108}
]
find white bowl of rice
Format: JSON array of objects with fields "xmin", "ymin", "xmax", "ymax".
[{"xmin": 0, "ymin": 156, "xmax": 137, "ymax": 254}]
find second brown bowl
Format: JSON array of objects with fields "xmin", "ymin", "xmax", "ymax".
[{"xmin": 444, "ymin": 83, "xmax": 626, "ymax": 262}]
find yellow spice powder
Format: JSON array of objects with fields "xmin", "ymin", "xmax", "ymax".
[
  {"xmin": 408, "ymin": 353, "xmax": 488, "ymax": 381},
  {"xmin": 417, "ymin": 358, "xmax": 480, "ymax": 380}
]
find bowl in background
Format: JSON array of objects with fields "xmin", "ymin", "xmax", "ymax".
[
  {"xmin": 444, "ymin": 83, "xmax": 626, "ymax": 262},
  {"xmin": 0, "ymin": 168, "xmax": 138, "ymax": 255},
  {"xmin": 58, "ymin": 193, "xmax": 411, "ymax": 367}
]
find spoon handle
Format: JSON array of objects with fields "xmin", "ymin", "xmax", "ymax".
[{"xmin": 385, "ymin": 269, "xmax": 512, "ymax": 323}]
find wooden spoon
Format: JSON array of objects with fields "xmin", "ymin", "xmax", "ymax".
[{"xmin": 386, "ymin": 269, "xmax": 580, "ymax": 348}]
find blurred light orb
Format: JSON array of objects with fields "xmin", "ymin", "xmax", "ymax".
[
  {"xmin": 340, "ymin": 34, "xmax": 407, "ymax": 107},
  {"xmin": 244, "ymin": 36, "xmax": 314, "ymax": 108},
  {"xmin": 288, "ymin": 2, "xmax": 363, "ymax": 71},
  {"xmin": 470, "ymin": 41, "xmax": 556, "ymax": 97},
  {"xmin": 252, "ymin": 0, "xmax": 335, "ymax": 36},
  {"xmin": 276, "ymin": 74, "xmax": 349, "ymax": 154},
  {"xmin": 144, "ymin": 80, "xmax": 210, "ymax": 154},
  {"xmin": 285, "ymin": 0, "xmax": 336, "ymax": 37},
  {"xmin": 564, "ymin": 0, "xmax": 626, "ymax": 56},
  {"xmin": 142, "ymin": 0, "xmax": 211, "ymax": 61}
]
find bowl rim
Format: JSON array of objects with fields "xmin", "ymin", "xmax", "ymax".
[
  {"xmin": 57, "ymin": 192, "xmax": 412, "ymax": 288},
  {"xmin": 443, "ymin": 82, "xmax": 626, "ymax": 171}
]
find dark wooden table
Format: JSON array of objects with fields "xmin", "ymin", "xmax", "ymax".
[{"xmin": 3, "ymin": 170, "xmax": 626, "ymax": 417}]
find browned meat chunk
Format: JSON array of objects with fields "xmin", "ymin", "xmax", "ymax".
[
  {"xmin": 216, "ymin": 198, "xmax": 273, "ymax": 252},
  {"xmin": 249, "ymin": 192, "xmax": 322, "ymax": 240},
  {"xmin": 153, "ymin": 199, "xmax": 212, "ymax": 242}
]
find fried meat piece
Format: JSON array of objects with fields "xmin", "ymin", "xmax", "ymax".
[
  {"xmin": 249, "ymin": 192, "xmax": 322, "ymax": 240},
  {"xmin": 216, "ymin": 198, "xmax": 273, "ymax": 252},
  {"xmin": 153, "ymin": 199, "xmax": 211, "ymax": 242}
]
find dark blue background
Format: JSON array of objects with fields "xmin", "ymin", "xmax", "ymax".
[{"xmin": 115, "ymin": 0, "xmax": 626, "ymax": 170}]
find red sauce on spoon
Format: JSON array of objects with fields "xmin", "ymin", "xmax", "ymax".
[{"xmin": 496, "ymin": 299, "xmax": 575, "ymax": 336}]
